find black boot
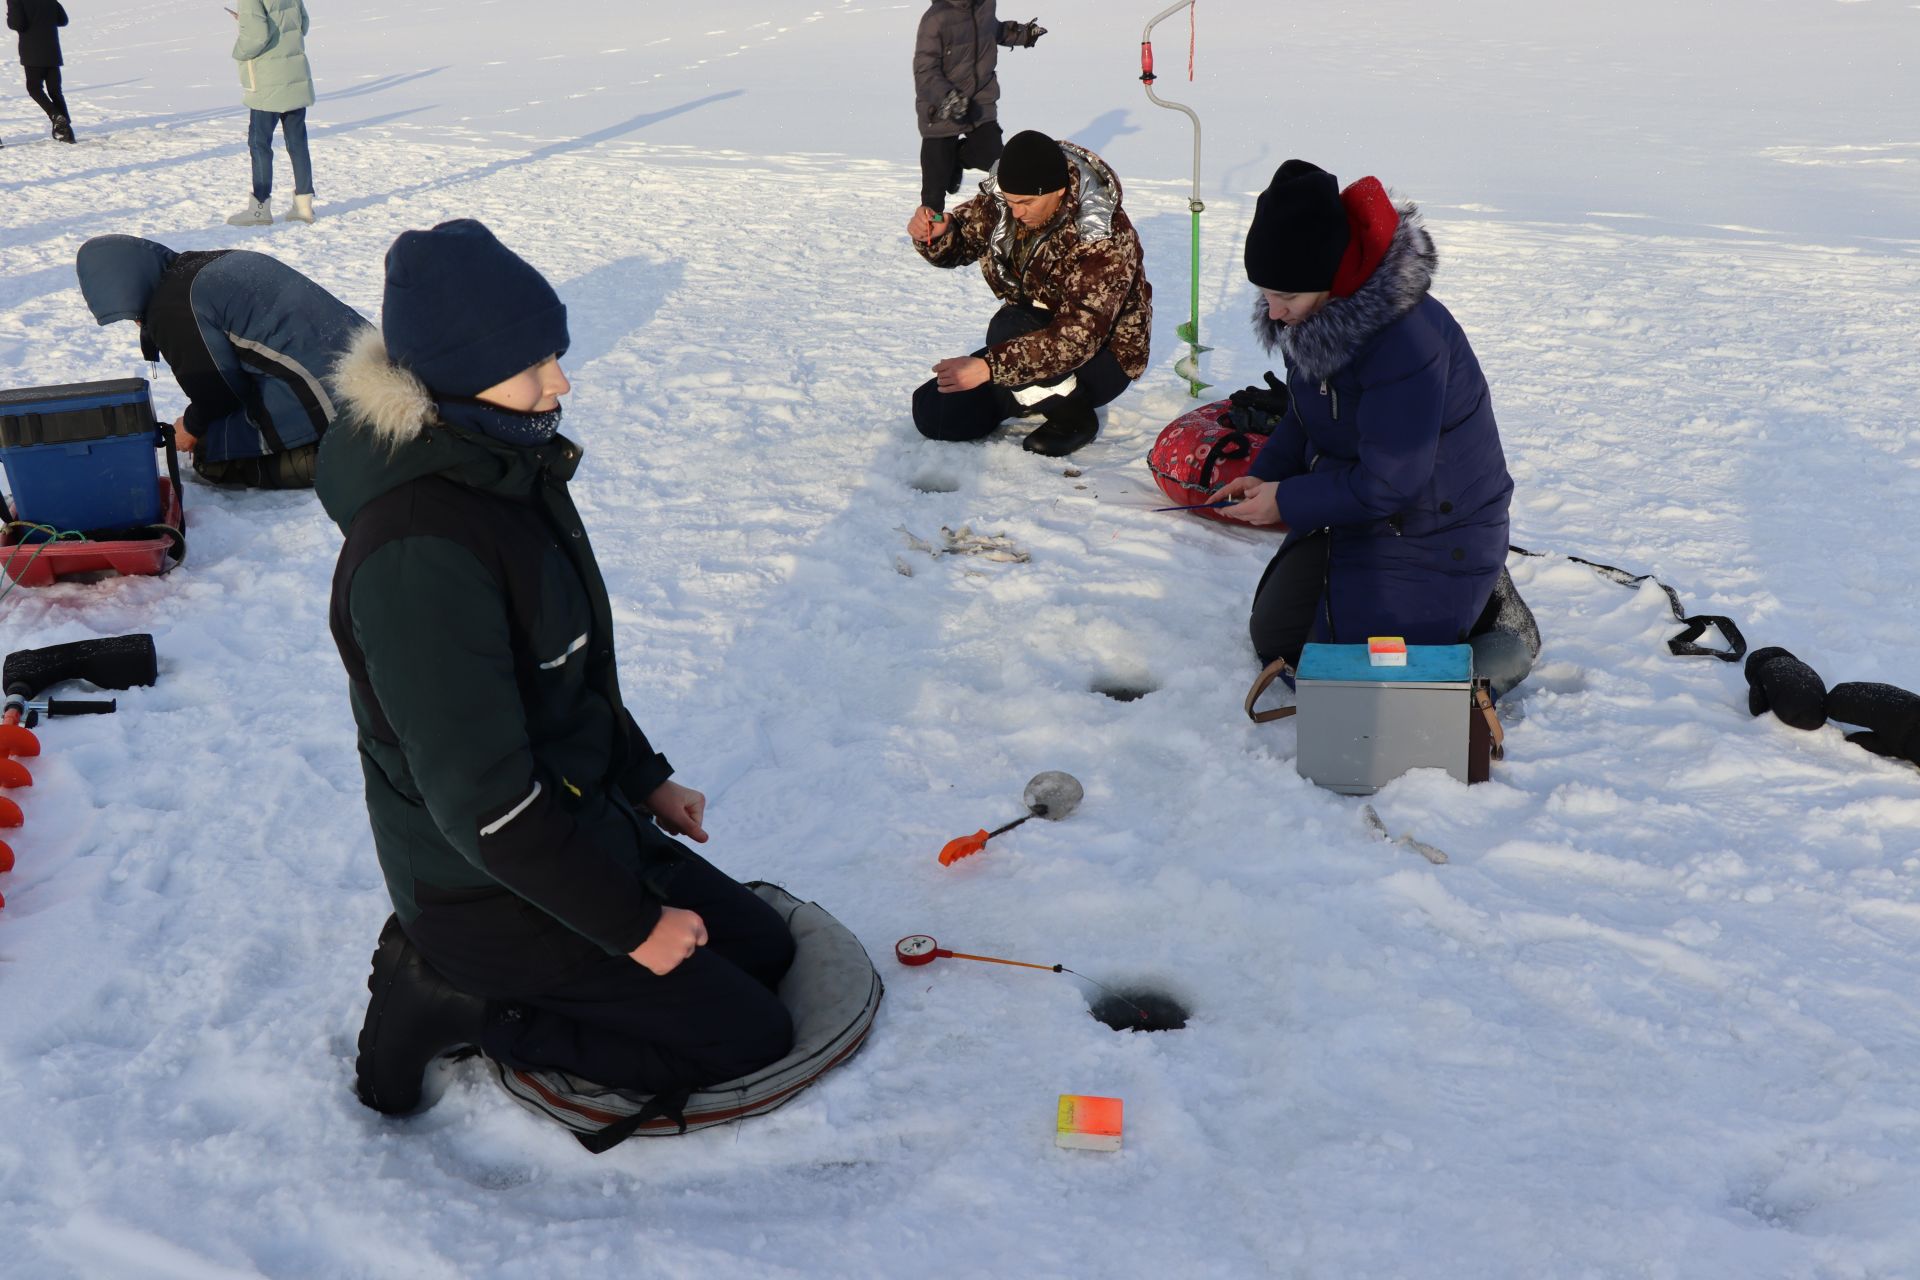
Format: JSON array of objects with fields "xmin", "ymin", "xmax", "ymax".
[
  {"xmin": 355, "ymin": 915, "xmax": 491, "ymax": 1115},
  {"xmin": 51, "ymin": 115, "xmax": 75, "ymax": 144},
  {"xmin": 1022, "ymin": 397, "xmax": 1098, "ymax": 456}
]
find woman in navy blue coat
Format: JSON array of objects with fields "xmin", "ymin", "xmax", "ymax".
[{"xmin": 1218, "ymin": 161, "xmax": 1528, "ymax": 689}]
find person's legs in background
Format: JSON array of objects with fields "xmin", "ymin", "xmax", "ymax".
[
  {"xmin": 228, "ymin": 111, "xmax": 278, "ymax": 225},
  {"xmin": 282, "ymin": 108, "xmax": 316, "ymax": 222},
  {"xmin": 919, "ymin": 135, "xmax": 962, "ymax": 213},
  {"xmin": 25, "ymin": 67, "xmax": 73, "ymax": 140}
]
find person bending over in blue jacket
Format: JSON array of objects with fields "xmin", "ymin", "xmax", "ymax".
[
  {"xmin": 1216, "ymin": 161, "xmax": 1538, "ymax": 699},
  {"xmin": 75, "ymin": 235, "xmax": 366, "ymax": 489}
]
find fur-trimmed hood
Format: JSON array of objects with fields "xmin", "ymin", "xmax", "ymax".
[
  {"xmin": 1253, "ymin": 202, "xmax": 1437, "ymax": 383},
  {"xmin": 317, "ymin": 326, "xmax": 576, "ymax": 535},
  {"xmin": 330, "ymin": 325, "xmax": 435, "ymax": 451}
]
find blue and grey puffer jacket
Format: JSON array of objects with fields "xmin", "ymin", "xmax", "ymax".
[
  {"xmin": 75, "ymin": 235, "xmax": 367, "ymax": 464},
  {"xmin": 1249, "ymin": 203, "xmax": 1513, "ymax": 648},
  {"xmin": 232, "ymin": 0, "xmax": 314, "ymax": 113}
]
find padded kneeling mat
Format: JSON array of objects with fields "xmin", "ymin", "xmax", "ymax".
[{"xmin": 493, "ymin": 882, "xmax": 882, "ymax": 1153}]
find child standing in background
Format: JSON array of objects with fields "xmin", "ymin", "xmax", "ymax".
[
  {"xmin": 7, "ymin": 0, "xmax": 74, "ymax": 143},
  {"xmin": 912, "ymin": 2, "xmax": 1044, "ymax": 215}
]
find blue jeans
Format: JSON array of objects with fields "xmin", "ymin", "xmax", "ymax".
[{"xmin": 248, "ymin": 108, "xmax": 312, "ymax": 201}]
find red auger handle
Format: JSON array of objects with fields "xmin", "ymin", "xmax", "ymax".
[{"xmin": 1140, "ymin": 41, "xmax": 1155, "ymax": 82}]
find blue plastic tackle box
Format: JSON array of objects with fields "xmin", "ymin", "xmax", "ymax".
[{"xmin": 0, "ymin": 378, "xmax": 162, "ymax": 532}]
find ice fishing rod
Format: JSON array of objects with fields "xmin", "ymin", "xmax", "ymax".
[
  {"xmin": 1141, "ymin": 0, "xmax": 1210, "ymax": 396},
  {"xmin": 938, "ymin": 770, "xmax": 1084, "ymax": 866},
  {"xmin": 893, "ymin": 934, "xmax": 1153, "ymax": 1024}
]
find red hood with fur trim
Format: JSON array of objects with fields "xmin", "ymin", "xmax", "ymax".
[{"xmin": 1330, "ymin": 177, "xmax": 1400, "ymax": 298}]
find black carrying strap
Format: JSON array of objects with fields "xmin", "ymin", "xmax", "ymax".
[
  {"xmin": 155, "ymin": 425, "xmax": 187, "ymax": 573},
  {"xmin": 1198, "ymin": 429, "xmax": 1254, "ymax": 491},
  {"xmin": 574, "ymin": 1087, "xmax": 693, "ymax": 1155},
  {"xmin": 1509, "ymin": 544, "xmax": 1745, "ymax": 663}
]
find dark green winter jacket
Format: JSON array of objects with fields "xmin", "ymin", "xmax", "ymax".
[{"xmin": 319, "ymin": 328, "xmax": 679, "ymax": 994}]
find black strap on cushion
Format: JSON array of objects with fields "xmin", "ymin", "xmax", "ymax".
[
  {"xmin": 1509, "ymin": 544, "xmax": 1744, "ymax": 663},
  {"xmin": 1197, "ymin": 430, "xmax": 1254, "ymax": 491},
  {"xmin": 575, "ymin": 1087, "xmax": 693, "ymax": 1155},
  {"xmin": 152, "ymin": 424, "xmax": 188, "ymax": 572}
]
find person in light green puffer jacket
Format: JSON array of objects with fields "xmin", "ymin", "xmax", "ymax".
[{"xmin": 227, "ymin": 0, "xmax": 317, "ymax": 227}]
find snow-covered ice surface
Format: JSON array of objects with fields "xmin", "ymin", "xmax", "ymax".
[{"xmin": 3, "ymin": 2, "xmax": 1920, "ymax": 1277}]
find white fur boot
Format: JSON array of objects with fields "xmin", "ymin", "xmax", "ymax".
[
  {"xmin": 287, "ymin": 194, "xmax": 315, "ymax": 224},
  {"xmin": 226, "ymin": 197, "xmax": 272, "ymax": 227}
]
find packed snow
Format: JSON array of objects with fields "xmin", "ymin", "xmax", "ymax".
[{"xmin": 3, "ymin": 2, "xmax": 1919, "ymax": 1277}]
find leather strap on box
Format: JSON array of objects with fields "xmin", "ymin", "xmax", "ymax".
[{"xmin": 1244, "ymin": 657, "xmax": 1298, "ymax": 724}]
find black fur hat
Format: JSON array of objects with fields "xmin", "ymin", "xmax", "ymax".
[{"xmin": 1245, "ymin": 159, "xmax": 1350, "ymax": 292}]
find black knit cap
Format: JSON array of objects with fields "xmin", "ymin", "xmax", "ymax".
[
  {"xmin": 997, "ymin": 130, "xmax": 1070, "ymax": 196},
  {"xmin": 382, "ymin": 220, "xmax": 570, "ymax": 398},
  {"xmin": 1244, "ymin": 159, "xmax": 1351, "ymax": 292}
]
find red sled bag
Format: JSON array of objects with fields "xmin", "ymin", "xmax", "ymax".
[{"xmin": 1148, "ymin": 373, "xmax": 1292, "ymax": 523}]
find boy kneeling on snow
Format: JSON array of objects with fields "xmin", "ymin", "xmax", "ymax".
[{"xmin": 321, "ymin": 221, "xmax": 795, "ymax": 1115}]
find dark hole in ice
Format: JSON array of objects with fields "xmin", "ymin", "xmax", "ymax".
[
  {"xmin": 1088, "ymin": 988, "xmax": 1189, "ymax": 1032},
  {"xmin": 910, "ymin": 474, "xmax": 960, "ymax": 494},
  {"xmin": 1093, "ymin": 682, "xmax": 1155, "ymax": 702}
]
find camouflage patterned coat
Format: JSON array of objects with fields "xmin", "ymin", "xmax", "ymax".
[{"xmin": 916, "ymin": 142, "xmax": 1152, "ymax": 388}]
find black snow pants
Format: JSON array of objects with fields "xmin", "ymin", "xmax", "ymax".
[
  {"xmin": 24, "ymin": 66, "xmax": 68, "ymax": 124},
  {"xmin": 919, "ymin": 120, "xmax": 1003, "ymax": 211},
  {"xmin": 1251, "ymin": 541, "xmax": 1541, "ymax": 701},
  {"xmin": 912, "ymin": 303, "xmax": 1131, "ymax": 443},
  {"xmin": 476, "ymin": 850, "xmax": 797, "ymax": 1094}
]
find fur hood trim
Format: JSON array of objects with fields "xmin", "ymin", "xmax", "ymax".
[
  {"xmin": 1253, "ymin": 201, "xmax": 1437, "ymax": 382},
  {"xmin": 329, "ymin": 326, "xmax": 435, "ymax": 451}
]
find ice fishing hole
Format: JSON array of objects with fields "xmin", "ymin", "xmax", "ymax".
[
  {"xmin": 1092, "ymin": 681, "xmax": 1157, "ymax": 703},
  {"xmin": 910, "ymin": 473, "xmax": 960, "ymax": 494},
  {"xmin": 1088, "ymin": 987, "xmax": 1189, "ymax": 1033}
]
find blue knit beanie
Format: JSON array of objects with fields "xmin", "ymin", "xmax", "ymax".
[{"xmin": 381, "ymin": 220, "xmax": 570, "ymax": 397}]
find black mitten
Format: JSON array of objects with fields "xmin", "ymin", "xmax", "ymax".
[
  {"xmin": 1743, "ymin": 646, "xmax": 1827, "ymax": 731},
  {"xmin": 1007, "ymin": 20, "xmax": 1047, "ymax": 48},
  {"xmin": 1827, "ymin": 682, "xmax": 1920, "ymax": 764},
  {"xmin": 1225, "ymin": 371, "xmax": 1290, "ymax": 432}
]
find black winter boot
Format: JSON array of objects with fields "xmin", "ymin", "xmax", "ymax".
[
  {"xmin": 1021, "ymin": 397, "xmax": 1098, "ymax": 456},
  {"xmin": 51, "ymin": 115, "xmax": 75, "ymax": 144},
  {"xmin": 355, "ymin": 916, "xmax": 492, "ymax": 1115},
  {"xmin": 1744, "ymin": 646, "xmax": 1827, "ymax": 731}
]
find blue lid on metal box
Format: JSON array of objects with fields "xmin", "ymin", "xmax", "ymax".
[{"xmin": 1297, "ymin": 642, "xmax": 1473, "ymax": 684}]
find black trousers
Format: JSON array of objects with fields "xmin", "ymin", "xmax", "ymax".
[
  {"xmin": 912, "ymin": 303, "xmax": 1132, "ymax": 443},
  {"xmin": 192, "ymin": 442, "xmax": 319, "ymax": 490},
  {"xmin": 1250, "ymin": 539, "xmax": 1540, "ymax": 700},
  {"xmin": 1249, "ymin": 531, "xmax": 1332, "ymax": 668},
  {"xmin": 24, "ymin": 66, "xmax": 68, "ymax": 124},
  {"xmin": 919, "ymin": 121, "xmax": 1003, "ymax": 211},
  {"xmin": 479, "ymin": 850, "xmax": 797, "ymax": 1094}
]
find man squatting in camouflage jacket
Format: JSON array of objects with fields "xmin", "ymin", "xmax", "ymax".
[{"xmin": 907, "ymin": 130, "xmax": 1152, "ymax": 456}]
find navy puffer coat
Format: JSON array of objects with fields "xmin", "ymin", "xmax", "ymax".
[{"xmin": 1249, "ymin": 203, "xmax": 1512, "ymax": 647}]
